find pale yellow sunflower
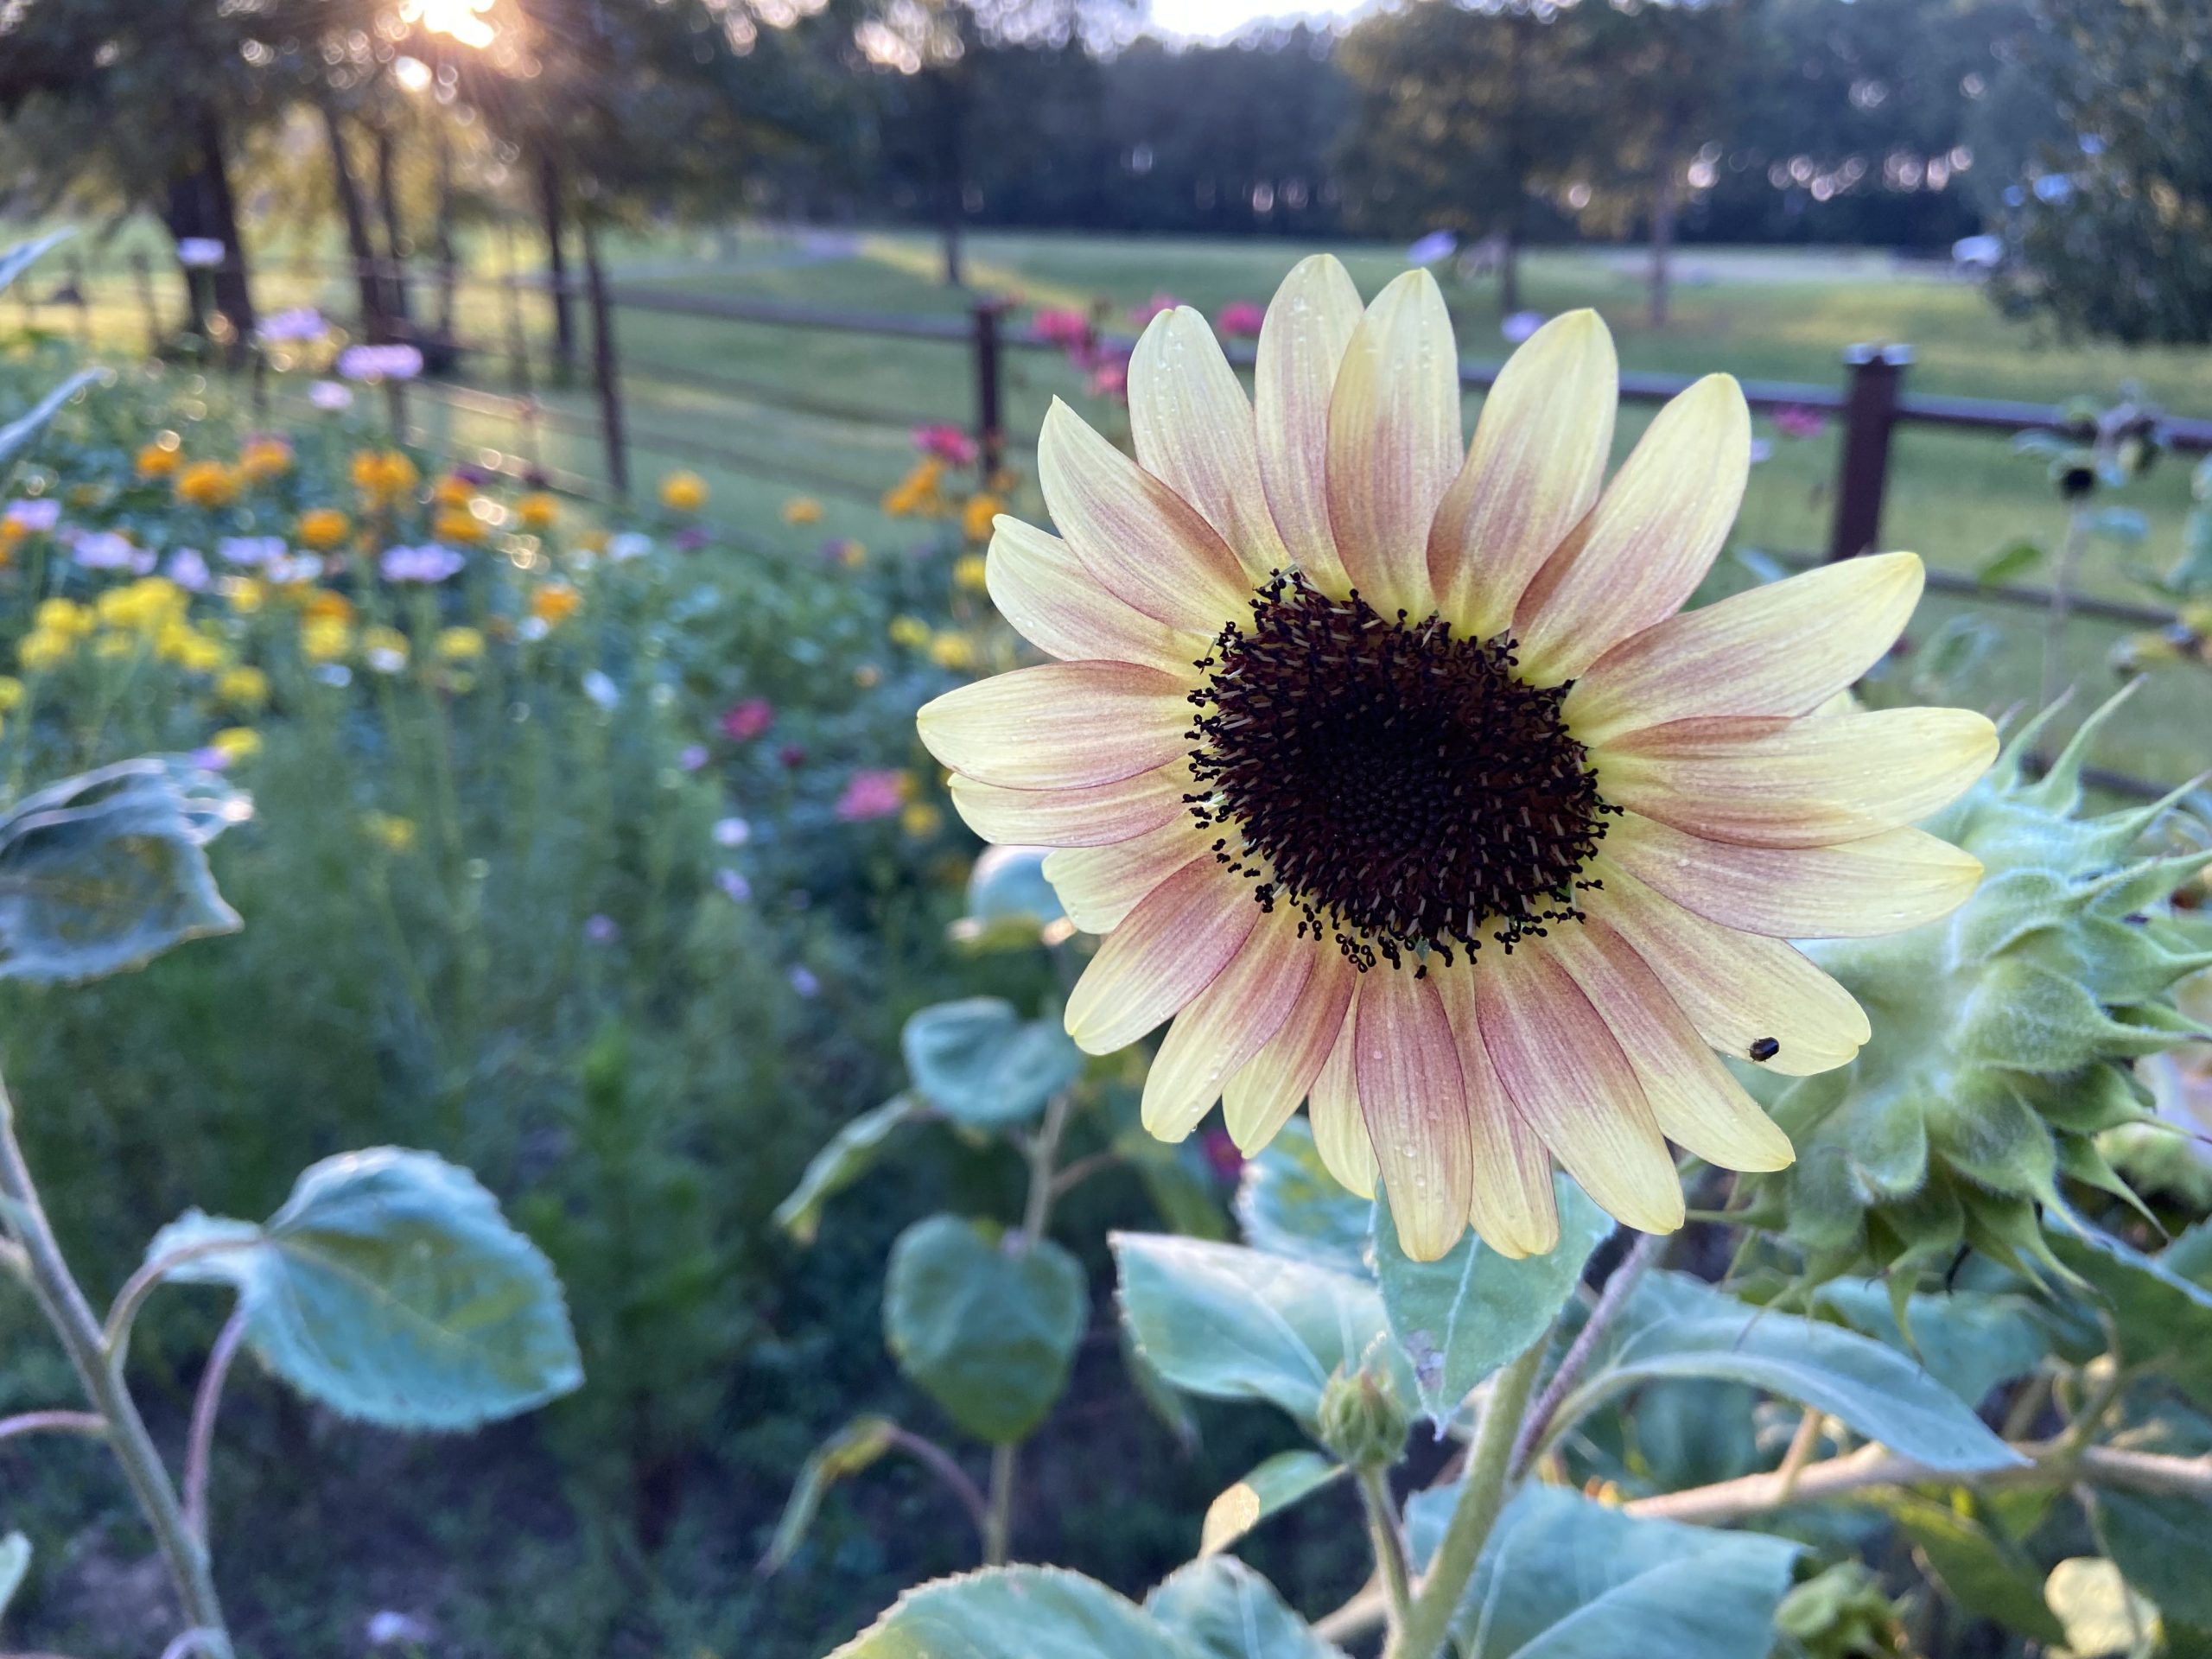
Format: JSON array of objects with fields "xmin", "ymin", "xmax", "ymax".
[{"xmin": 918, "ymin": 257, "xmax": 1995, "ymax": 1262}]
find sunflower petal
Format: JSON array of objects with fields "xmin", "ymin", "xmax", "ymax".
[
  {"xmin": 1046, "ymin": 818, "xmax": 1212, "ymax": 932},
  {"xmin": 1039, "ymin": 397, "xmax": 1251, "ymax": 635},
  {"xmin": 1603, "ymin": 812, "xmax": 1985, "ymax": 939},
  {"xmin": 1588, "ymin": 861, "xmax": 1870, "ymax": 1076},
  {"xmin": 1222, "ymin": 945, "xmax": 1357, "ymax": 1153},
  {"xmin": 1515, "ymin": 374, "xmax": 1751, "ymax": 685},
  {"xmin": 1327, "ymin": 270, "xmax": 1462, "ymax": 618},
  {"xmin": 1130, "ymin": 307, "xmax": 1289, "ymax": 584},
  {"xmin": 1256, "ymin": 254, "xmax": 1363, "ymax": 594},
  {"xmin": 1476, "ymin": 942, "xmax": 1684, "ymax": 1235},
  {"xmin": 947, "ymin": 766, "xmax": 1191, "ymax": 848},
  {"xmin": 1065, "ymin": 859, "xmax": 1259, "ymax": 1054},
  {"xmin": 1430, "ymin": 309, "xmax": 1618, "ymax": 638},
  {"xmin": 1432, "ymin": 963, "xmax": 1560, "ymax": 1258},
  {"xmin": 1567, "ymin": 552, "xmax": 1924, "ymax": 745},
  {"xmin": 1545, "ymin": 918, "xmax": 1796, "ymax": 1173},
  {"xmin": 1308, "ymin": 985, "xmax": 1378, "ymax": 1198},
  {"xmin": 986, "ymin": 515, "xmax": 1201, "ymax": 676},
  {"xmin": 918, "ymin": 661, "xmax": 1193, "ymax": 790},
  {"xmin": 1142, "ymin": 911, "xmax": 1315, "ymax": 1141},
  {"xmin": 1355, "ymin": 966, "xmax": 1474, "ymax": 1262},
  {"xmin": 1599, "ymin": 708, "xmax": 1999, "ymax": 848}
]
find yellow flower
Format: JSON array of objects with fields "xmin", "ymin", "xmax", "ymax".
[
  {"xmin": 175, "ymin": 461, "xmax": 238, "ymax": 510},
  {"xmin": 659, "ymin": 471, "xmax": 708, "ymax": 512},
  {"xmin": 159, "ymin": 624, "xmax": 227, "ymax": 674},
  {"xmin": 238, "ymin": 437, "xmax": 294, "ymax": 484},
  {"xmin": 303, "ymin": 589, "xmax": 355, "ymax": 625},
  {"xmin": 302, "ymin": 615, "xmax": 353, "ymax": 663},
  {"xmin": 901, "ymin": 801, "xmax": 944, "ymax": 839},
  {"xmin": 840, "ymin": 541, "xmax": 868, "ymax": 569},
  {"xmin": 433, "ymin": 474, "xmax": 475, "ymax": 508},
  {"xmin": 518, "ymin": 493, "xmax": 560, "ymax": 531},
  {"xmin": 363, "ymin": 811, "xmax": 418, "ymax": 855},
  {"xmin": 211, "ymin": 727, "xmax": 263, "ymax": 765},
  {"xmin": 888, "ymin": 614, "xmax": 931, "ymax": 649},
  {"xmin": 0, "ymin": 520, "xmax": 24, "ymax": 557},
  {"xmin": 433, "ymin": 507, "xmax": 486, "ymax": 546},
  {"xmin": 99, "ymin": 577, "xmax": 186, "ymax": 635},
  {"xmin": 362, "ymin": 626, "xmax": 410, "ymax": 672},
  {"xmin": 297, "ymin": 508, "xmax": 351, "ymax": 551},
  {"xmin": 435, "ymin": 626, "xmax": 485, "ymax": 662},
  {"xmin": 781, "ymin": 497, "xmax": 823, "ymax": 526},
  {"xmin": 351, "ymin": 449, "xmax": 419, "ymax": 504},
  {"xmin": 962, "ymin": 493, "xmax": 1004, "ymax": 543},
  {"xmin": 136, "ymin": 440, "xmax": 182, "ymax": 480},
  {"xmin": 915, "ymin": 262, "xmax": 1998, "ymax": 1262},
  {"xmin": 953, "ymin": 553, "xmax": 989, "ymax": 593},
  {"xmin": 0, "ymin": 676, "xmax": 21, "ymax": 713},
  {"xmin": 18, "ymin": 631, "xmax": 73, "ymax": 673},
  {"xmin": 35, "ymin": 598, "xmax": 95, "ymax": 639},
  {"xmin": 218, "ymin": 665, "xmax": 270, "ymax": 709},
  {"xmin": 881, "ymin": 460, "xmax": 947, "ymax": 518},
  {"xmin": 577, "ymin": 529, "xmax": 608, "ymax": 554},
  {"xmin": 226, "ymin": 577, "xmax": 266, "ymax": 615},
  {"xmin": 530, "ymin": 582, "xmax": 582, "ymax": 627},
  {"xmin": 928, "ymin": 632, "xmax": 976, "ymax": 671}
]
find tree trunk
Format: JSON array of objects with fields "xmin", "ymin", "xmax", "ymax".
[
  {"xmin": 162, "ymin": 176, "xmax": 211, "ymax": 340},
  {"xmin": 1648, "ymin": 162, "xmax": 1677, "ymax": 328},
  {"xmin": 320, "ymin": 103, "xmax": 387, "ymax": 341},
  {"xmin": 537, "ymin": 150, "xmax": 576, "ymax": 379},
  {"xmin": 196, "ymin": 109, "xmax": 256, "ymax": 357},
  {"xmin": 372, "ymin": 121, "xmax": 414, "ymax": 327}
]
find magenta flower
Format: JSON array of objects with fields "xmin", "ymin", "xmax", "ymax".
[
  {"xmin": 1201, "ymin": 1128, "xmax": 1244, "ymax": 1183},
  {"xmin": 721, "ymin": 697, "xmax": 774, "ymax": 741},
  {"xmin": 1216, "ymin": 300, "xmax": 1265, "ymax": 340},
  {"xmin": 1130, "ymin": 292, "xmax": 1183, "ymax": 327},
  {"xmin": 913, "ymin": 423, "xmax": 980, "ymax": 467},
  {"xmin": 1088, "ymin": 353, "xmax": 1130, "ymax": 402},
  {"xmin": 1033, "ymin": 308, "xmax": 1092, "ymax": 349},
  {"xmin": 1774, "ymin": 404, "xmax": 1831, "ymax": 441},
  {"xmin": 835, "ymin": 769, "xmax": 906, "ymax": 822}
]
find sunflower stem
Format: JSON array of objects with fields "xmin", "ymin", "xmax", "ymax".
[
  {"xmin": 1389, "ymin": 1339, "xmax": 1546, "ymax": 1659},
  {"xmin": 1359, "ymin": 1469, "xmax": 1414, "ymax": 1640},
  {"xmin": 1510, "ymin": 1229, "xmax": 1665, "ymax": 1478},
  {"xmin": 982, "ymin": 1441, "xmax": 1017, "ymax": 1566}
]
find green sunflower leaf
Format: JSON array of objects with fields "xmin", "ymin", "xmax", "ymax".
[
  {"xmin": 1147, "ymin": 1557, "xmax": 1350, "ymax": 1659},
  {"xmin": 901, "ymin": 997, "xmax": 1083, "ymax": 1128},
  {"xmin": 831, "ymin": 1565, "xmax": 1205, "ymax": 1659}
]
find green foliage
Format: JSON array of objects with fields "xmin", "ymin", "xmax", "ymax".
[
  {"xmin": 1113, "ymin": 1233, "xmax": 1406, "ymax": 1429},
  {"xmin": 149, "ymin": 1147, "xmax": 582, "ymax": 1430},
  {"xmin": 883, "ymin": 1213, "xmax": 1086, "ymax": 1444},
  {"xmin": 0, "ymin": 755, "xmax": 248, "ymax": 983},
  {"xmin": 774, "ymin": 1093, "xmax": 931, "ymax": 1245},
  {"xmin": 832, "ymin": 1564, "xmax": 1212, "ymax": 1659},
  {"xmin": 0, "ymin": 1532, "xmax": 26, "ymax": 1624},
  {"xmin": 2044, "ymin": 1217, "xmax": 2212, "ymax": 1408},
  {"xmin": 1811, "ymin": 1278, "xmax": 2050, "ymax": 1407},
  {"xmin": 899, "ymin": 996, "xmax": 1084, "ymax": 1128},
  {"xmin": 1884, "ymin": 1491, "xmax": 2066, "ymax": 1643},
  {"xmin": 760, "ymin": 1414, "xmax": 901, "ymax": 1576},
  {"xmin": 1372, "ymin": 1175, "xmax": 1610, "ymax": 1422},
  {"xmin": 1773, "ymin": 1560, "xmax": 1907, "ymax": 1659},
  {"xmin": 1404, "ymin": 1484, "xmax": 1801, "ymax": 1659},
  {"xmin": 1144, "ymin": 1557, "xmax": 1348, "ymax": 1659},
  {"xmin": 1197, "ymin": 1451, "xmax": 1344, "ymax": 1558},
  {"xmin": 1233, "ymin": 1119, "xmax": 1371, "ymax": 1276},
  {"xmin": 1564, "ymin": 1272, "xmax": 2023, "ymax": 1472}
]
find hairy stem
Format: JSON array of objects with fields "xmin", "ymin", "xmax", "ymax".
[
  {"xmin": 185, "ymin": 1310, "xmax": 250, "ymax": 1541},
  {"xmin": 1390, "ymin": 1340, "xmax": 1548, "ymax": 1659},
  {"xmin": 1359, "ymin": 1469, "xmax": 1414, "ymax": 1641},
  {"xmin": 983, "ymin": 1441, "xmax": 1017, "ymax": 1567},
  {"xmin": 0, "ymin": 1065, "xmax": 232, "ymax": 1654},
  {"xmin": 1510, "ymin": 1230, "xmax": 1664, "ymax": 1478},
  {"xmin": 0, "ymin": 1408, "xmax": 106, "ymax": 1445}
]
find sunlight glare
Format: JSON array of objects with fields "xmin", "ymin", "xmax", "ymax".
[{"xmin": 399, "ymin": 0, "xmax": 496, "ymax": 49}]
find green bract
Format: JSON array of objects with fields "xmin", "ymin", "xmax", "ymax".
[{"xmin": 1740, "ymin": 696, "xmax": 2212, "ymax": 1284}]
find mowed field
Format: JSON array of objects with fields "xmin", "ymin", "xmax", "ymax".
[{"xmin": 15, "ymin": 222, "xmax": 2212, "ymax": 785}]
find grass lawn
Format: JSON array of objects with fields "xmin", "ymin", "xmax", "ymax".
[{"xmin": 13, "ymin": 220, "xmax": 2212, "ymax": 787}]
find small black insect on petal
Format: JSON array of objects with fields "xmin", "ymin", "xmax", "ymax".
[
  {"xmin": 1185, "ymin": 570, "xmax": 1613, "ymax": 972},
  {"xmin": 1748, "ymin": 1037, "xmax": 1781, "ymax": 1062}
]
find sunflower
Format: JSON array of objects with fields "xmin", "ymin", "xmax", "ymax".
[{"xmin": 918, "ymin": 257, "xmax": 1996, "ymax": 1262}]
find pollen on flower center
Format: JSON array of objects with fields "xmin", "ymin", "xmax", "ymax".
[{"xmin": 1185, "ymin": 571, "xmax": 1613, "ymax": 972}]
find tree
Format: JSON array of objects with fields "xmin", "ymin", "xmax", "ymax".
[
  {"xmin": 1335, "ymin": 1, "xmax": 1592, "ymax": 313},
  {"xmin": 1988, "ymin": 0, "xmax": 2212, "ymax": 344}
]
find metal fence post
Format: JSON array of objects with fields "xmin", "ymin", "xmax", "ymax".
[
  {"xmin": 581, "ymin": 218, "xmax": 631, "ymax": 500},
  {"xmin": 972, "ymin": 299, "xmax": 1006, "ymax": 480},
  {"xmin": 1827, "ymin": 343, "xmax": 1912, "ymax": 562}
]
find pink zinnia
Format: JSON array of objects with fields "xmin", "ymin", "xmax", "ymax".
[
  {"xmin": 1130, "ymin": 292, "xmax": 1182, "ymax": 328},
  {"xmin": 1033, "ymin": 308, "xmax": 1092, "ymax": 349},
  {"xmin": 1216, "ymin": 301, "xmax": 1265, "ymax": 340},
  {"xmin": 913, "ymin": 424, "xmax": 979, "ymax": 467},
  {"xmin": 836, "ymin": 769, "xmax": 906, "ymax": 822},
  {"xmin": 721, "ymin": 697, "xmax": 774, "ymax": 742},
  {"xmin": 1774, "ymin": 404, "xmax": 1830, "ymax": 441},
  {"xmin": 1088, "ymin": 353, "xmax": 1130, "ymax": 402}
]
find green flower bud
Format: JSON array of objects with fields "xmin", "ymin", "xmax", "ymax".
[
  {"xmin": 1316, "ymin": 1355, "xmax": 1412, "ymax": 1472},
  {"xmin": 1774, "ymin": 1562, "xmax": 1910, "ymax": 1659},
  {"xmin": 1741, "ymin": 693, "xmax": 2212, "ymax": 1286}
]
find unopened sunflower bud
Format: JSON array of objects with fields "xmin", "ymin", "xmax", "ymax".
[
  {"xmin": 1316, "ymin": 1360, "xmax": 1411, "ymax": 1472},
  {"xmin": 1740, "ymin": 692, "xmax": 2212, "ymax": 1286},
  {"xmin": 1775, "ymin": 1562, "xmax": 1908, "ymax": 1659}
]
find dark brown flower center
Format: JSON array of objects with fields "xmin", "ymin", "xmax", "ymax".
[{"xmin": 1185, "ymin": 572, "xmax": 1611, "ymax": 972}]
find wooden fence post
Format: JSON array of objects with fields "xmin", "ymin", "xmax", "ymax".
[
  {"xmin": 972, "ymin": 299, "xmax": 1005, "ymax": 480},
  {"xmin": 581, "ymin": 217, "xmax": 630, "ymax": 500},
  {"xmin": 1827, "ymin": 343, "xmax": 1912, "ymax": 562},
  {"xmin": 131, "ymin": 253, "xmax": 161, "ymax": 357}
]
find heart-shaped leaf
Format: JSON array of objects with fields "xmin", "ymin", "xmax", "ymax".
[
  {"xmin": 1147, "ymin": 1557, "xmax": 1349, "ymax": 1659},
  {"xmin": 1236, "ymin": 1119, "xmax": 1373, "ymax": 1277},
  {"xmin": 833, "ymin": 1565, "xmax": 1205, "ymax": 1659},
  {"xmin": 884, "ymin": 1213, "xmax": 1086, "ymax": 1444},
  {"xmin": 1374, "ymin": 1175, "xmax": 1611, "ymax": 1421},
  {"xmin": 0, "ymin": 756, "xmax": 251, "ymax": 983},
  {"xmin": 901, "ymin": 997, "xmax": 1084, "ymax": 1128},
  {"xmin": 149, "ymin": 1148, "xmax": 582, "ymax": 1430}
]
